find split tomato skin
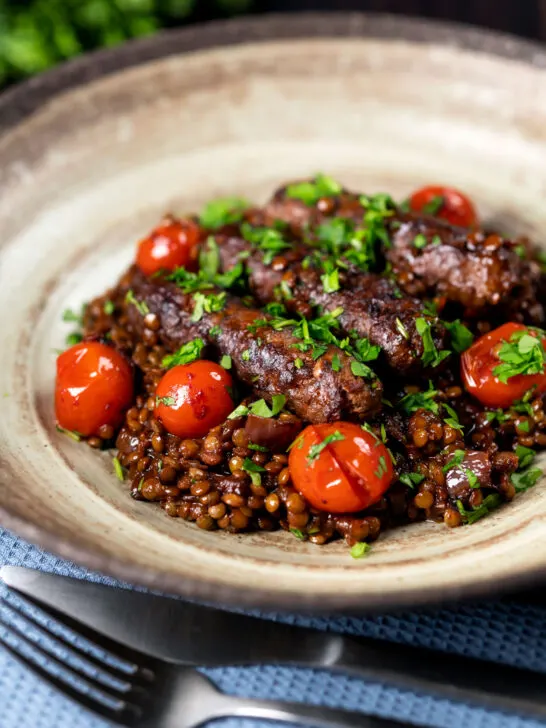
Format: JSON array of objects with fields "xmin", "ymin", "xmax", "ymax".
[
  {"xmin": 288, "ymin": 422, "xmax": 394, "ymax": 514},
  {"xmin": 55, "ymin": 342, "xmax": 134, "ymax": 437},
  {"xmin": 408, "ymin": 185, "xmax": 478, "ymax": 228},
  {"xmin": 154, "ymin": 360, "xmax": 234, "ymax": 439},
  {"xmin": 461, "ymin": 322, "xmax": 546, "ymax": 409},
  {"xmin": 136, "ymin": 217, "xmax": 200, "ymax": 276}
]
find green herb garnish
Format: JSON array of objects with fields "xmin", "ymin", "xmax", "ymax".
[
  {"xmin": 290, "ymin": 528, "xmax": 307, "ymax": 541},
  {"xmin": 191, "ymin": 291, "xmax": 226, "ymax": 322},
  {"xmin": 113, "ymin": 457, "xmax": 124, "ymax": 481},
  {"xmin": 103, "ymin": 300, "xmax": 115, "ymax": 315},
  {"xmin": 395, "ymin": 317, "xmax": 409, "ymax": 340},
  {"xmin": 422, "ymin": 195, "xmax": 444, "ymax": 216},
  {"xmin": 493, "ymin": 328, "xmax": 546, "ymax": 383},
  {"xmin": 56, "ymin": 426, "xmax": 82, "ymax": 442},
  {"xmin": 162, "ymin": 338, "xmax": 205, "ymax": 369},
  {"xmin": 294, "ymin": 357, "xmax": 304, "ymax": 369},
  {"xmin": 125, "ymin": 289, "xmax": 149, "ymax": 316},
  {"xmin": 413, "ymin": 234, "xmax": 427, "ymax": 249},
  {"xmin": 285, "ymin": 173, "xmax": 342, "ymax": 205},
  {"xmin": 444, "ymin": 320, "xmax": 474, "ymax": 354},
  {"xmin": 199, "ymin": 236, "xmax": 221, "ymax": 278},
  {"xmin": 512, "ymin": 465, "xmax": 543, "ymax": 492},
  {"xmin": 220, "ymin": 354, "xmax": 232, "ymax": 369},
  {"xmin": 442, "ymin": 449, "xmax": 466, "ymax": 473},
  {"xmin": 321, "ymin": 266, "xmax": 340, "ymax": 293},
  {"xmin": 307, "ymin": 430, "xmax": 345, "ymax": 463},
  {"xmin": 515, "ymin": 445, "xmax": 536, "ymax": 470},
  {"xmin": 248, "ymin": 442, "xmax": 269, "ymax": 452},
  {"xmin": 416, "ymin": 317, "xmax": 450, "ymax": 368},
  {"xmin": 242, "ymin": 457, "xmax": 267, "ymax": 486},
  {"xmin": 398, "ymin": 381, "xmax": 439, "ymax": 415},
  {"xmin": 456, "ymin": 494, "xmax": 502, "ymax": 525},
  {"xmin": 350, "ymin": 542, "xmax": 371, "ymax": 559},
  {"xmin": 399, "ymin": 472, "xmax": 425, "ymax": 489},
  {"xmin": 199, "ymin": 197, "xmax": 250, "ymax": 229}
]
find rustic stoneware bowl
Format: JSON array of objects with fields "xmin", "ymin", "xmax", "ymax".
[{"xmin": 2, "ymin": 13, "xmax": 546, "ymax": 611}]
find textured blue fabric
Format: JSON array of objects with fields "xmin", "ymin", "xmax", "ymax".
[{"xmin": 1, "ymin": 526, "xmax": 545, "ymax": 728}]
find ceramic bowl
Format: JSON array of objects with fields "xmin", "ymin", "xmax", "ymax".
[{"xmin": 2, "ymin": 13, "xmax": 546, "ymax": 610}]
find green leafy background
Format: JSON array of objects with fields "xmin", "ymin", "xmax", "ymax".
[{"xmin": 0, "ymin": 0, "xmax": 252, "ymax": 87}]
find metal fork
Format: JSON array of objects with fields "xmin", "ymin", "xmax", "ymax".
[{"xmin": 0, "ymin": 592, "xmax": 408, "ymax": 728}]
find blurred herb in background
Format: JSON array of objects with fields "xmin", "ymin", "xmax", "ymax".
[{"xmin": 0, "ymin": 0, "xmax": 253, "ymax": 87}]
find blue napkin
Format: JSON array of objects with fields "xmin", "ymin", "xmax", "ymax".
[{"xmin": 1, "ymin": 525, "xmax": 545, "ymax": 728}]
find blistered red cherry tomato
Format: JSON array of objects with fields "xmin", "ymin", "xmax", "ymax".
[
  {"xmin": 461, "ymin": 323, "xmax": 546, "ymax": 409},
  {"xmin": 55, "ymin": 342, "xmax": 133, "ymax": 437},
  {"xmin": 288, "ymin": 422, "xmax": 394, "ymax": 513},
  {"xmin": 154, "ymin": 360, "xmax": 234, "ymax": 439},
  {"xmin": 136, "ymin": 217, "xmax": 200, "ymax": 276},
  {"xmin": 408, "ymin": 185, "xmax": 478, "ymax": 228}
]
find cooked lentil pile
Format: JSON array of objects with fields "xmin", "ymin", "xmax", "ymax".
[{"xmin": 56, "ymin": 176, "xmax": 546, "ymax": 556}]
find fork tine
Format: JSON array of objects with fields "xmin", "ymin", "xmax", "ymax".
[
  {"xmin": 3, "ymin": 589, "xmax": 157, "ymax": 679},
  {"xmin": 1, "ymin": 597, "xmax": 137, "ymax": 690},
  {"xmin": 0, "ymin": 608, "xmax": 148, "ymax": 706},
  {"xmin": 0, "ymin": 630, "xmax": 135, "ymax": 726}
]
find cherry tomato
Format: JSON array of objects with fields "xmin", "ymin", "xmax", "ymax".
[
  {"xmin": 461, "ymin": 323, "xmax": 546, "ymax": 409},
  {"xmin": 288, "ymin": 422, "xmax": 394, "ymax": 513},
  {"xmin": 408, "ymin": 185, "xmax": 478, "ymax": 228},
  {"xmin": 136, "ymin": 217, "xmax": 200, "ymax": 276},
  {"xmin": 56, "ymin": 342, "xmax": 133, "ymax": 437},
  {"xmin": 154, "ymin": 360, "xmax": 234, "ymax": 439}
]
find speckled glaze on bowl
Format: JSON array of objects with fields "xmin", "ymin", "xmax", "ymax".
[{"xmin": 2, "ymin": 14, "xmax": 546, "ymax": 611}]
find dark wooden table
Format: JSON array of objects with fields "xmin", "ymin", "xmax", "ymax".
[{"xmin": 246, "ymin": 1, "xmax": 546, "ymax": 41}]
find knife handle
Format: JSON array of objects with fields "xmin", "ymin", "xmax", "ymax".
[
  {"xmin": 327, "ymin": 635, "xmax": 546, "ymax": 719},
  {"xmin": 220, "ymin": 694, "xmax": 410, "ymax": 728}
]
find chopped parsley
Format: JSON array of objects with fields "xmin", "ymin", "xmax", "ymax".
[
  {"xmin": 399, "ymin": 472, "xmax": 425, "ymax": 489},
  {"xmin": 456, "ymin": 494, "xmax": 502, "ymax": 525},
  {"xmin": 248, "ymin": 442, "xmax": 269, "ymax": 452},
  {"xmin": 62, "ymin": 307, "xmax": 83, "ymax": 324},
  {"xmin": 112, "ymin": 457, "xmax": 124, "ymax": 481},
  {"xmin": 515, "ymin": 445, "xmax": 536, "ymax": 470},
  {"xmin": 432, "ymin": 235, "xmax": 442, "ymax": 246},
  {"xmin": 442, "ymin": 449, "xmax": 466, "ymax": 473},
  {"xmin": 191, "ymin": 291, "xmax": 226, "ymax": 322},
  {"xmin": 421, "ymin": 195, "xmax": 444, "ymax": 216},
  {"xmin": 56, "ymin": 426, "xmax": 82, "ymax": 442},
  {"xmin": 125, "ymin": 289, "xmax": 149, "ymax": 316},
  {"xmin": 398, "ymin": 381, "xmax": 439, "ymax": 415},
  {"xmin": 465, "ymin": 469, "xmax": 480, "ymax": 489},
  {"xmin": 415, "ymin": 317, "xmax": 450, "ymax": 368},
  {"xmin": 285, "ymin": 173, "xmax": 342, "ymax": 205},
  {"xmin": 210, "ymin": 325, "xmax": 221, "ymax": 337},
  {"xmin": 103, "ymin": 300, "xmax": 115, "ymax": 315},
  {"xmin": 514, "ymin": 244, "xmax": 527, "ymax": 259},
  {"xmin": 294, "ymin": 357, "xmax": 304, "ymax": 369},
  {"xmin": 220, "ymin": 354, "xmax": 232, "ymax": 369},
  {"xmin": 66, "ymin": 332, "xmax": 83, "ymax": 347},
  {"xmin": 422, "ymin": 300, "xmax": 438, "ymax": 317},
  {"xmin": 395, "ymin": 317, "xmax": 409, "ymax": 340},
  {"xmin": 156, "ymin": 395, "xmax": 176, "ymax": 407},
  {"xmin": 199, "ymin": 236, "xmax": 221, "ymax": 278},
  {"xmin": 307, "ymin": 430, "xmax": 345, "ymax": 463},
  {"xmin": 228, "ymin": 394, "xmax": 286, "ymax": 420},
  {"xmin": 444, "ymin": 320, "xmax": 474, "ymax": 354},
  {"xmin": 290, "ymin": 528, "xmax": 307, "ymax": 541},
  {"xmin": 350, "ymin": 542, "xmax": 371, "ymax": 559},
  {"xmin": 485, "ymin": 409, "xmax": 510, "ymax": 425},
  {"xmin": 373, "ymin": 455, "xmax": 389, "ymax": 479},
  {"xmin": 351, "ymin": 360, "xmax": 374, "ymax": 378},
  {"xmin": 512, "ymin": 465, "xmax": 543, "ymax": 492},
  {"xmin": 199, "ymin": 197, "xmax": 250, "ymax": 229},
  {"xmin": 240, "ymin": 223, "xmax": 291, "ymax": 265},
  {"xmin": 413, "ymin": 234, "xmax": 427, "ymax": 249},
  {"xmin": 331, "ymin": 354, "xmax": 341, "ymax": 372},
  {"xmin": 493, "ymin": 328, "xmax": 546, "ymax": 383},
  {"xmin": 443, "ymin": 403, "xmax": 464, "ymax": 434},
  {"xmin": 242, "ymin": 458, "xmax": 267, "ymax": 486},
  {"xmin": 517, "ymin": 421, "xmax": 530, "ymax": 433},
  {"xmin": 241, "ymin": 350, "xmax": 251, "ymax": 362},
  {"xmin": 161, "ymin": 338, "xmax": 205, "ymax": 369},
  {"xmin": 321, "ymin": 266, "xmax": 340, "ymax": 293}
]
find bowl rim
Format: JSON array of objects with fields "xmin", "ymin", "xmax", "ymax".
[{"xmin": 2, "ymin": 11, "xmax": 546, "ymax": 611}]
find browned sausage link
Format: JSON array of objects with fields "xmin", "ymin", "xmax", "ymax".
[
  {"xmin": 386, "ymin": 214, "xmax": 545, "ymax": 323},
  {"xmin": 217, "ymin": 231, "xmax": 447, "ymax": 376},
  {"xmin": 258, "ymin": 182, "xmax": 545, "ymax": 324},
  {"xmin": 123, "ymin": 266, "xmax": 382, "ymax": 423}
]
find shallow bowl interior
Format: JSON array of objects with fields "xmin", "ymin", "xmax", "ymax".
[{"xmin": 2, "ymin": 14, "xmax": 546, "ymax": 609}]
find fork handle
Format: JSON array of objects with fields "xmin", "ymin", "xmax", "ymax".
[{"xmin": 211, "ymin": 695, "xmax": 411, "ymax": 728}]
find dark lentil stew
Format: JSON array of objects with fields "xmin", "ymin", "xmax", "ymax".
[{"xmin": 55, "ymin": 177, "xmax": 546, "ymax": 557}]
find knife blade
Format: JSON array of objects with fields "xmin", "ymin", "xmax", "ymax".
[{"xmin": 2, "ymin": 565, "xmax": 546, "ymax": 718}]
